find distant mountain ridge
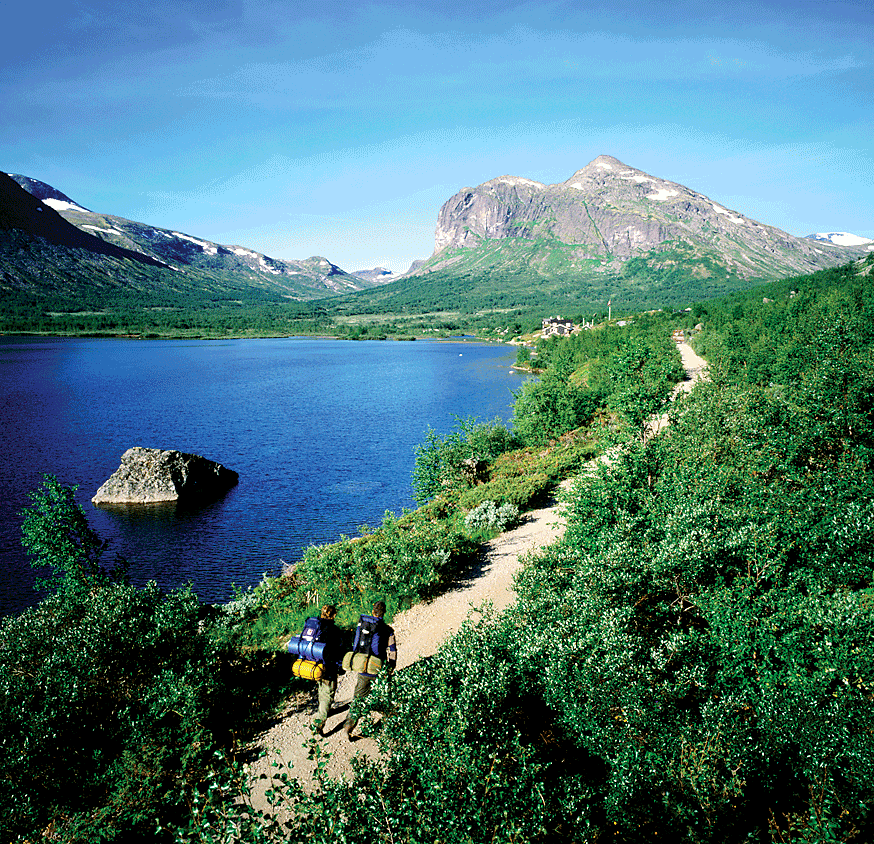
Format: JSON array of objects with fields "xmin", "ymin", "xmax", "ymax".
[
  {"xmin": 3, "ymin": 161, "xmax": 871, "ymax": 327},
  {"xmin": 0, "ymin": 173, "xmax": 166, "ymax": 272},
  {"xmin": 351, "ymin": 266, "xmax": 397, "ymax": 282},
  {"xmin": 411, "ymin": 155, "xmax": 870, "ymax": 283},
  {"xmin": 2, "ymin": 173, "xmax": 378, "ymax": 301}
]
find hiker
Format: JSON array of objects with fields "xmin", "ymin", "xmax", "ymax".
[
  {"xmin": 343, "ymin": 600, "xmax": 397, "ymax": 740},
  {"xmin": 313, "ymin": 604, "xmax": 344, "ymax": 736}
]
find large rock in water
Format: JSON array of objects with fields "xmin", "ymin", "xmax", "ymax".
[{"xmin": 92, "ymin": 447, "xmax": 238, "ymax": 505}]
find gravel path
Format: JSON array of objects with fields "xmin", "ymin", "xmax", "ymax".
[
  {"xmin": 245, "ymin": 492, "xmax": 570, "ymax": 809},
  {"xmin": 245, "ymin": 341, "xmax": 708, "ymax": 811},
  {"xmin": 651, "ymin": 341, "xmax": 709, "ymax": 436}
]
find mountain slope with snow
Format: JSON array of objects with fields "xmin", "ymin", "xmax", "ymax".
[
  {"xmin": 805, "ymin": 232, "xmax": 874, "ymax": 248},
  {"xmin": 3, "ymin": 174, "xmax": 379, "ymax": 300}
]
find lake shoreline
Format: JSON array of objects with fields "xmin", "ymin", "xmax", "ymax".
[
  {"xmin": 0, "ymin": 329, "xmax": 509, "ymax": 345},
  {"xmin": 1, "ymin": 336, "xmax": 526, "ymax": 616}
]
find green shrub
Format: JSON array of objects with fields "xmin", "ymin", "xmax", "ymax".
[
  {"xmin": 456, "ymin": 470, "xmax": 552, "ymax": 512},
  {"xmin": 0, "ymin": 580, "xmax": 220, "ymax": 841},
  {"xmin": 463, "ymin": 500, "xmax": 520, "ymax": 536},
  {"xmin": 295, "ymin": 509, "xmax": 478, "ymax": 606},
  {"xmin": 2, "ymin": 477, "xmax": 290, "ymax": 842},
  {"xmin": 235, "ymin": 504, "xmax": 480, "ymax": 650},
  {"xmin": 412, "ymin": 416, "xmax": 516, "ymax": 504},
  {"xmin": 511, "ymin": 374, "xmax": 600, "ymax": 446}
]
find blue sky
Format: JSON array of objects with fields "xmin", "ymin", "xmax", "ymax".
[{"xmin": 3, "ymin": 0, "xmax": 871, "ymax": 273}]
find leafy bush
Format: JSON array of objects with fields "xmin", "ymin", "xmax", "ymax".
[
  {"xmin": 507, "ymin": 372, "xmax": 874, "ymax": 840},
  {"xmin": 463, "ymin": 499, "xmax": 520, "ymax": 536},
  {"xmin": 21, "ymin": 475, "xmax": 129, "ymax": 593},
  {"xmin": 411, "ymin": 416, "xmax": 516, "ymax": 504},
  {"xmin": 605, "ymin": 337, "xmax": 684, "ymax": 441},
  {"xmin": 454, "ymin": 430, "xmax": 595, "ymax": 513},
  {"xmin": 1, "ymin": 477, "xmax": 290, "ymax": 842},
  {"xmin": 0, "ymin": 579, "xmax": 221, "ymax": 840},
  {"xmin": 511, "ymin": 373, "xmax": 601, "ymax": 446},
  {"xmin": 295, "ymin": 509, "xmax": 478, "ymax": 607},
  {"xmin": 456, "ymin": 469, "xmax": 551, "ymax": 512}
]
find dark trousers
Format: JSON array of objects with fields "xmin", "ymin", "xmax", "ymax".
[{"xmin": 314, "ymin": 677, "xmax": 337, "ymax": 727}]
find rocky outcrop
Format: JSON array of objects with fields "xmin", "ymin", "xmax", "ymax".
[
  {"xmin": 92, "ymin": 447, "xmax": 238, "ymax": 505},
  {"xmin": 421, "ymin": 155, "xmax": 871, "ymax": 280}
]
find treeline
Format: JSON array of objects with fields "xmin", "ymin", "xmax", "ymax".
[
  {"xmin": 689, "ymin": 257, "xmax": 874, "ymax": 387},
  {"xmin": 0, "ymin": 287, "xmax": 337, "ymax": 337}
]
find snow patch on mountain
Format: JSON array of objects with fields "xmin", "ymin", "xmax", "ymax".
[
  {"xmin": 806, "ymin": 232, "xmax": 873, "ymax": 247},
  {"xmin": 172, "ymin": 231, "xmax": 218, "ymax": 255},
  {"xmin": 82, "ymin": 225, "xmax": 123, "ymax": 235},
  {"xmin": 620, "ymin": 172, "xmax": 655, "ymax": 183},
  {"xmin": 43, "ymin": 197, "xmax": 89, "ymax": 214},
  {"xmin": 711, "ymin": 205, "xmax": 746, "ymax": 225},
  {"xmin": 258, "ymin": 256, "xmax": 280, "ymax": 274},
  {"xmin": 491, "ymin": 176, "xmax": 544, "ymax": 188},
  {"xmin": 647, "ymin": 188, "xmax": 679, "ymax": 201}
]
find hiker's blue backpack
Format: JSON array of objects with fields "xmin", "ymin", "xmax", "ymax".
[
  {"xmin": 341, "ymin": 614, "xmax": 383, "ymax": 673},
  {"xmin": 287, "ymin": 616, "xmax": 326, "ymax": 663}
]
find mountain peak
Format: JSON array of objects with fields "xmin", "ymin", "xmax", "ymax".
[
  {"xmin": 424, "ymin": 158, "xmax": 871, "ymax": 284},
  {"xmin": 562, "ymin": 156, "xmax": 660, "ymax": 190},
  {"xmin": 7, "ymin": 173, "xmax": 91, "ymax": 213},
  {"xmin": 586, "ymin": 154, "xmax": 630, "ymax": 171}
]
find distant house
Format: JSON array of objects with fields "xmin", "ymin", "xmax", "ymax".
[{"xmin": 542, "ymin": 317, "xmax": 576, "ymax": 338}]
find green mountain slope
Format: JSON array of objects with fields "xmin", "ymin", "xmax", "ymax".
[{"xmin": 1, "ymin": 173, "xmax": 380, "ymax": 305}]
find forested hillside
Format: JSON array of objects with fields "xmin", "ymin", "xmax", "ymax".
[{"xmin": 1, "ymin": 256, "xmax": 871, "ymax": 842}]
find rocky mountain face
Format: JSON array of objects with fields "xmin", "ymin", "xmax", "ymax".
[
  {"xmin": 416, "ymin": 155, "xmax": 871, "ymax": 282},
  {"xmin": 3, "ymin": 174, "xmax": 374, "ymax": 300}
]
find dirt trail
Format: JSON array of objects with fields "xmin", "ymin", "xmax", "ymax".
[
  {"xmin": 651, "ymin": 342, "xmax": 709, "ymax": 436},
  {"xmin": 246, "ymin": 342, "xmax": 708, "ymax": 808},
  {"xmin": 245, "ymin": 493, "xmax": 570, "ymax": 804}
]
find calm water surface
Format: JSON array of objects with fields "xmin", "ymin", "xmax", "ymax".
[{"xmin": 0, "ymin": 336, "xmax": 527, "ymax": 616}]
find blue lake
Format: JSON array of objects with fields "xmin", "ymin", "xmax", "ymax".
[{"xmin": 0, "ymin": 335, "xmax": 527, "ymax": 616}]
